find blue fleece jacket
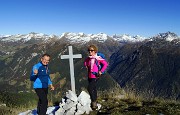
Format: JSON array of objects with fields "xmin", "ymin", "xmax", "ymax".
[{"xmin": 30, "ymin": 62, "xmax": 52, "ymax": 88}]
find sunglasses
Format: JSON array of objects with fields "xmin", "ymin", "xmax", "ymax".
[{"xmin": 88, "ymin": 50, "xmax": 95, "ymax": 52}]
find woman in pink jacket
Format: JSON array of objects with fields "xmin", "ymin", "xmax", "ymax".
[{"xmin": 84, "ymin": 45, "xmax": 108, "ymax": 110}]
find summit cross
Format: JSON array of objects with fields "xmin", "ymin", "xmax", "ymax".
[{"xmin": 61, "ymin": 46, "xmax": 82, "ymax": 93}]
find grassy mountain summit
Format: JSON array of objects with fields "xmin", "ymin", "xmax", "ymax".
[{"xmin": 1, "ymin": 87, "xmax": 180, "ymax": 115}]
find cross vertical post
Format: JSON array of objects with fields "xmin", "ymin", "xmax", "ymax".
[{"xmin": 61, "ymin": 46, "xmax": 82, "ymax": 93}]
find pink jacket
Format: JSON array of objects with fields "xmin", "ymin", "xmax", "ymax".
[{"xmin": 84, "ymin": 55, "xmax": 108, "ymax": 78}]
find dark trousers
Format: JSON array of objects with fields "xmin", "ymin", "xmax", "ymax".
[
  {"xmin": 35, "ymin": 88, "xmax": 48, "ymax": 115},
  {"xmin": 88, "ymin": 78, "xmax": 98, "ymax": 102}
]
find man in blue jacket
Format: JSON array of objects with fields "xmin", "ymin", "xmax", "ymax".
[{"xmin": 30, "ymin": 53, "xmax": 54, "ymax": 115}]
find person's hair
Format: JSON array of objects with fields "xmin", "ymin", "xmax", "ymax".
[
  {"xmin": 41, "ymin": 53, "xmax": 51, "ymax": 58},
  {"xmin": 88, "ymin": 45, "xmax": 98, "ymax": 52}
]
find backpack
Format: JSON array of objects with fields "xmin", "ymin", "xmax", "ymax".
[{"xmin": 92, "ymin": 52, "xmax": 106, "ymax": 75}]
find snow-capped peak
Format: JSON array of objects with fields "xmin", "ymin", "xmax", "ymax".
[
  {"xmin": 0, "ymin": 32, "xmax": 50, "ymax": 42},
  {"xmin": 0, "ymin": 34, "xmax": 12, "ymax": 38},
  {"xmin": 112, "ymin": 34, "xmax": 146, "ymax": 42},
  {"xmin": 59, "ymin": 32, "xmax": 108, "ymax": 43},
  {"xmin": 1, "ymin": 32, "xmax": 179, "ymax": 44},
  {"xmin": 151, "ymin": 32, "xmax": 179, "ymax": 41}
]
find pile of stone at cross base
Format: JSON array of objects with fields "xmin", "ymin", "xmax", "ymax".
[{"xmin": 55, "ymin": 90, "xmax": 101, "ymax": 115}]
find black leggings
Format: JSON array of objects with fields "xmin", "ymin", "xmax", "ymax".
[
  {"xmin": 35, "ymin": 88, "xmax": 48, "ymax": 115},
  {"xmin": 88, "ymin": 78, "xmax": 98, "ymax": 102}
]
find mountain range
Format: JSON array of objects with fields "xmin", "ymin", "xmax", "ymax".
[{"xmin": 0, "ymin": 31, "xmax": 180, "ymax": 99}]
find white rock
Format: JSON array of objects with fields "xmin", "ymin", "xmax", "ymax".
[
  {"xmin": 97, "ymin": 103, "xmax": 102, "ymax": 110},
  {"xmin": 55, "ymin": 107, "xmax": 65, "ymax": 115},
  {"xmin": 66, "ymin": 90, "xmax": 78, "ymax": 102},
  {"xmin": 63, "ymin": 101, "xmax": 78, "ymax": 110},
  {"xmin": 56, "ymin": 90, "xmax": 93, "ymax": 115},
  {"xmin": 84, "ymin": 104, "xmax": 92, "ymax": 114},
  {"xmin": 65, "ymin": 110, "xmax": 75, "ymax": 115},
  {"xmin": 78, "ymin": 91, "xmax": 90, "ymax": 99},
  {"xmin": 77, "ymin": 91, "xmax": 91, "ymax": 106},
  {"xmin": 75, "ymin": 109, "xmax": 85, "ymax": 115},
  {"xmin": 18, "ymin": 110, "xmax": 31, "ymax": 115},
  {"xmin": 46, "ymin": 106, "xmax": 56, "ymax": 114}
]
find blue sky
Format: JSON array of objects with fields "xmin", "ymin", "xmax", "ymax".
[{"xmin": 0, "ymin": 0, "xmax": 179, "ymax": 37}]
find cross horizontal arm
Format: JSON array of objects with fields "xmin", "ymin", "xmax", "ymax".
[{"xmin": 61, "ymin": 54, "xmax": 82, "ymax": 59}]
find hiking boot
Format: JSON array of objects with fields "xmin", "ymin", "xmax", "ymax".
[{"xmin": 91, "ymin": 101, "xmax": 98, "ymax": 110}]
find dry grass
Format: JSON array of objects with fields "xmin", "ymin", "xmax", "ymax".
[
  {"xmin": 1, "ymin": 85, "xmax": 180, "ymax": 115},
  {"xmin": 88, "ymin": 86, "xmax": 180, "ymax": 115}
]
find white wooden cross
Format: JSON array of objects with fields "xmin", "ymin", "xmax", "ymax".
[{"xmin": 61, "ymin": 46, "xmax": 82, "ymax": 93}]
